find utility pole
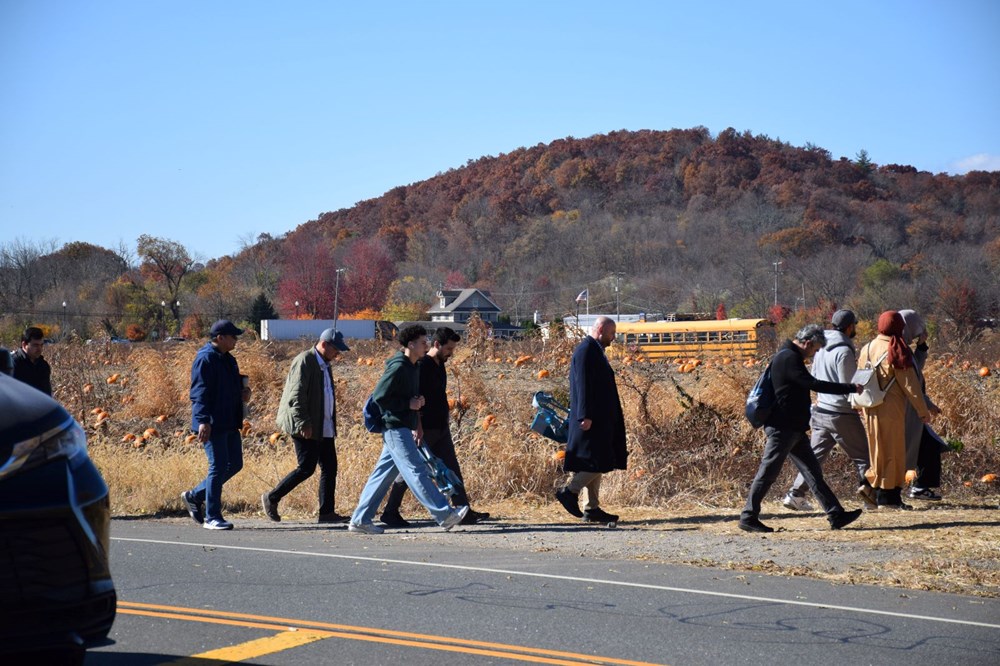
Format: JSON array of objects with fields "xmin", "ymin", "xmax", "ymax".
[
  {"xmin": 613, "ymin": 272, "xmax": 625, "ymax": 322},
  {"xmin": 772, "ymin": 261, "xmax": 782, "ymax": 307},
  {"xmin": 333, "ymin": 268, "xmax": 347, "ymax": 324}
]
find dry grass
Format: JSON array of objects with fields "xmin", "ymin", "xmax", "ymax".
[{"xmin": 46, "ymin": 336, "xmax": 1000, "ymax": 594}]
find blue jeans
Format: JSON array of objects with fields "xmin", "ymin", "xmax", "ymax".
[
  {"xmin": 351, "ymin": 428, "xmax": 456, "ymax": 526},
  {"xmin": 191, "ymin": 429, "xmax": 243, "ymax": 521}
]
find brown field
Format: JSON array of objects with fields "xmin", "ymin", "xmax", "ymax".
[{"xmin": 44, "ymin": 335, "xmax": 1000, "ymax": 595}]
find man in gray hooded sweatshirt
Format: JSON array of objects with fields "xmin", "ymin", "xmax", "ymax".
[{"xmin": 781, "ymin": 309, "xmax": 875, "ymax": 511}]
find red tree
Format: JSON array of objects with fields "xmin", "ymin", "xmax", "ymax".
[
  {"xmin": 276, "ymin": 234, "xmax": 336, "ymax": 317},
  {"xmin": 339, "ymin": 238, "xmax": 396, "ymax": 313}
]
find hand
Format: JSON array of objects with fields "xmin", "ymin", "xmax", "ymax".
[
  {"xmin": 921, "ymin": 414, "xmax": 932, "ymax": 424},
  {"xmin": 197, "ymin": 423, "xmax": 212, "ymax": 443},
  {"xmin": 242, "ymin": 387, "xmax": 252, "ymax": 402},
  {"xmin": 580, "ymin": 418, "xmax": 592, "ymax": 431},
  {"xmin": 930, "ymin": 404, "xmax": 942, "ymax": 416},
  {"xmin": 300, "ymin": 425, "xmax": 313, "ymax": 440},
  {"xmin": 854, "ymin": 384, "xmax": 864, "ymax": 394},
  {"xmin": 409, "ymin": 395, "xmax": 425, "ymax": 411}
]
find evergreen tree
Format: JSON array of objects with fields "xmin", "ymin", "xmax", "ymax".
[{"xmin": 248, "ymin": 293, "xmax": 279, "ymax": 334}]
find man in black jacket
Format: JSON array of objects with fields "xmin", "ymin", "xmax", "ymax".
[
  {"xmin": 12, "ymin": 327, "xmax": 52, "ymax": 395},
  {"xmin": 739, "ymin": 324, "xmax": 863, "ymax": 533}
]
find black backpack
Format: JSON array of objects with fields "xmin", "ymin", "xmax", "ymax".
[{"xmin": 745, "ymin": 362, "xmax": 775, "ymax": 429}]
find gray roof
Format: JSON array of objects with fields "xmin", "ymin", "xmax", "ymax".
[{"xmin": 428, "ymin": 289, "xmax": 501, "ymax": 315}]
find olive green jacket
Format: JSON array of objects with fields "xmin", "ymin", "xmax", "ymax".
[{"xmin": 276, "ymin": 348, "xmax": 336, "ymax": 440}]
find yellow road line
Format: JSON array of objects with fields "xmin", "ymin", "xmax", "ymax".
[
  {"xmin": 163, "ymin": 630, "xmax": 328, "ymax": 665},
  {"xmin": 119, "ymin": 600, "xmax": 665, "ymax": 666}
]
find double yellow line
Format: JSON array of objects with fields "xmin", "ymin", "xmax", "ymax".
[{"xmin": 118, "ymin": 601, "xmax": 665, "ymax": 665}]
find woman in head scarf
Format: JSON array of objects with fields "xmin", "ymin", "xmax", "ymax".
[
  {"xmin": 899, "ymin": 309, "xmax": 944, "ymax": 500},
  {"xmin": 857, "ymin": 311, "xmax": 932, "ymax": 508}
]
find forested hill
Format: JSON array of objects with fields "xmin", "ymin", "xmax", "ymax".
[
  {"xmin": 3, "ymin": 127, "xmax": 999, "ymax": 344},
  {"xmin": 287, "ymin": 127, "xmax": 1000, "ymax": 333}
]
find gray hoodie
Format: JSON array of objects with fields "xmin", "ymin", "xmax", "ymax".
[{"xmin": 810, "ymin": 329, "xmax": 858, "ymax": 413}]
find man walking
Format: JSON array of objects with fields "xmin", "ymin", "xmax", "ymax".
[
  {"xmin": 349, "ymin": 325, "xmax": 468, "ymax": 534},
  {"xmin": 740, "ymin": 324, "xmax": 863, "ymax": 533},
  {"xmin": 781, "ymin": 310, "xmax": 875, "ymax": 511},
  {"xmin": 12, "ymin": 327, "xmax": 52, "ymax": 395},
  {"xmin": 181, "ymin": 320, "xmax": 250, "ymax": 531},
  {"xmin": 263, "ymin": 328, "xmax": 350, "ymax": 524},
  {"xmin": 380, "ymin": 327, "xmax": 489, "ymax": 527},
  {"xmin": 555, "ymin": 316, "xmax": 627, "ymax": 524}
]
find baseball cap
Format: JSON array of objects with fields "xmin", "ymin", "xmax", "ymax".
[
  {"xmin": 831, "ymin": 309, "xmax": 857, "ymax": 330},
  {"xmin": 320, "ymin": 328, "xmax": 349, "ymax": 352},
  {"xmin": 210, "ymin": 320, "xmax": 244, "ymax": 337}
]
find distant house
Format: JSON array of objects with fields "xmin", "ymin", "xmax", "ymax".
[{"xmin": 428, "ymin": 289, "xmax": 501, "ymax": 324}]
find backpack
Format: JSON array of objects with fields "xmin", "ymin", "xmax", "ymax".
[
  {"xmin": 362, "ymin": 394, "xmax": 384, "ymax": 433},
  {"xmin": 849, "ymin": 349, "xmax": 895, "ymax": 409},
  {"xmin": 745, "ymin": 362, "xmax": 775, "ymax": 429}
]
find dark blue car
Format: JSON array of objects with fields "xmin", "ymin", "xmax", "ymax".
[{"xmin": 0, "ymin": 374, "xmax": 116, "ymax": 663}]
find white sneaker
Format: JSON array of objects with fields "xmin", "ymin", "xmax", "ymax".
[
  {"xmin": 348, "ymin": 522, "xmax": 385, "ymax": 534},
  {"xmin": 782, "ymin": 493, "xmax": 815, "ymax": 512},
  {"xmin": 203, "ymin": 518, "xmax": 234, "ymax": 530},
  {"xmin": 440, "ymin": 506, "xmax": 469, "ymax": 531}
]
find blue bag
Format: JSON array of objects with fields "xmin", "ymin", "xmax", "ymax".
[
  {"xmin": 363, "ymin": 394, "xmax": 384, "ymax": 433},
  {"xmin": 745, "ymin": 363, "xmax": 775, "ymax": 429}
]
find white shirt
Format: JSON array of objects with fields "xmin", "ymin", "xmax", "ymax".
[{"xmin": 313, "ymin": 348, "xmax": 335, "ymax": 438}]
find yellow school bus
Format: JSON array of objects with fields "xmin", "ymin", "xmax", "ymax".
[{"xmin": 615, "ymin": 318, "xmax": 775, "ymax": 359}]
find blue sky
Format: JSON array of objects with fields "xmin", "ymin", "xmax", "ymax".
[{"xmin": 2, "ymin": 1, "xmax": 998, "ymax": 260}]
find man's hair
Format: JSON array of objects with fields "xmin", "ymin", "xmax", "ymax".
[
  {"xmin": 795, "ymin": 324, "xmax": 827, "ymax": 347},
  {"xmin": 22, "ymin": 326, "xmax": 44, "ymax": 344},
  {"xmin": 398, "ymin": 324, "xmax": 427, "ymax": 347},
  {"xmin": 432, "ymin": 326, "xmax": 461, "ymax": 346}
]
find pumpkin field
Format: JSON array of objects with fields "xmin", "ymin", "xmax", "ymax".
[{"xmin": 44, "ymin": 329, "xmax": 1000, "ymax": 521}]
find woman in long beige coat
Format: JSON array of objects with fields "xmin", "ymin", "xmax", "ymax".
[{"xmin": 858, "ymin": 311, "xmax": 931, "ymax": 508}]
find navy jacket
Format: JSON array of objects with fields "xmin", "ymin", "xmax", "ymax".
[
  {"xmin": 190, "ymin": 342, "xmax": 243, "ymax": 433},
  {"xmin": 565, "ymin": 336, "xmax": 627, "ymax": 473},
  {"xmin": 766, "ymin": 340, "xmax": 854, "ymax": 431}
]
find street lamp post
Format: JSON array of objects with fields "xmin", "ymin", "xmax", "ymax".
[
  {"xmin": 333, "ymin": 268, "xmax": 346, "ymax": 324},
  {"xmin": 160, "ymin": 301, "xmax": 167, "ymax": 340},
  {"xmin": 62, "ymin": 301, "xmax": 67, "ymax": 338},
  {"xmin": 294, "ymin": 300, "xmax": 300, "ymax": 318},
  {"xmin": 772, "ymin": 261, "xmax": 783, "ymax": 307}
]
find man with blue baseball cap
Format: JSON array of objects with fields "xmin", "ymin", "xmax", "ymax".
[{"xmin": 263, "ymin": 327, "xmax": 350, "ymax": 524}]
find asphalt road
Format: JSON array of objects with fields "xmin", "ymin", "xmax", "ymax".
[{"xmin": 86, "ymin": 518, "xmax": 1000, "ymax": 665}]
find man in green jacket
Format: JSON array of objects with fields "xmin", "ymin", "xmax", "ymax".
[
  {"xmin": 262, "ymin": 328, "xmax": 350, "ymax": 523},
  {"xmin": 348, "ymin": 325, "xmax": 468, "ymax": 534}
]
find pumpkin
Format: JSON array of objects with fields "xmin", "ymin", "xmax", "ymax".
[
  {"xmin": 122, "ymin": 433, "xmax": 136, "ymax": 443},
  {"xmin": 106, "ymin": 373, "xmax": 120, "ymax": 384},
  {"xmin": 90, "ymin": 407, "xmax": 103, "ymax": 415},
  {"xmin": 514, "ymin": 355, "xmax": 534, "ymax": 367},
  {"xmin": 537, "ymin": 369, "xmax": 550, "ymax": 379},
  {"xmin": 981, "ymin": 473, "xmax": 997, "ymax": 483},
  {"xmin": 184, "ymin": 434, "xmax": 199, "ymax": 444},
  {"xmin": 905, "ymin": 469, "xmax": 917, "ymax": 484},
  {"xmin": 268, "ymin": 432, "xmax": 282, "ymax": 444},
  {"xmin": 143, "ymin": 428, "xmax": 158, "ymax": 438},
  {"xmin": 553, "ymin": 449, "xmax": 566, "ymax": 462},
  {"xmin": 82, "ymin": 383, "xmax": 94, "ymax": 394},
  {"xmin": 498, "ymin": 373, "xmax": 505, "ymax": 380},
  {"xmin": 979, "ymin": 366, "xmax": 991, "ymax": 377},
  {"xmin": 155, "ymin": 414, "xmax": 168, "ymax": 423}
]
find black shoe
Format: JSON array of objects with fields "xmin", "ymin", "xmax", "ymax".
[
  {"xmin": 461, "ymin": 509, "xmax": 490, "ymax": 525},
  {"xmin": 582, "ymin": 508, "xmax": 619, "ymax": 523},
  {"xmin": 738, "ymin": 517, "xmax": 774, "ymax": 533},
  {"xmin": 261, "ymin": 492, "xmax": 280, "ymax": 522},
  {"xmin": 830, "ymin": 508, "xmax": 863, "ymax": 530},
  {"xmin": 317, "ymin": 512, "xmax": 350, "ymax": 524},
  {"xmin": 379, "ymin": 511, "xmax": 411, "ymax": 528},
  {"xmin": 181, "ymin": 491, "xmax": 203, "ymax": 524},
  {"xmin": 555, "ymin": 488, "xmax": 583, "ymax": 518}
]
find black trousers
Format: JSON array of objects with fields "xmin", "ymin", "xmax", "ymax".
[
  {"xmin": 915, "ymin": 426, "xmax": 942, "ymax": 488},
  {"xmin": 742, "ymin": 426, "xmax": 844, "ymax": 521},
  {"xmin": 383, "ymin": 427, "xmax": 469, "ymax": 511},
  {"xmin": 268, "ymin": 435, "xmax": 337, "ymax": 516}
]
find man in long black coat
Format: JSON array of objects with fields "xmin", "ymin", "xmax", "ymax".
[{"xmin": 555, "ymin": 316, "xmax": 627, "ymax": 523}]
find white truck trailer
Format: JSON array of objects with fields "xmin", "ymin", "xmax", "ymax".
[{"xmin": 260, "ymin": 319, "xmax": 396, "ymax": 342}]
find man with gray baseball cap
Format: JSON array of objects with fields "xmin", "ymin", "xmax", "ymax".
[
  {"xmin": 781, "ymin": 309, "xmax": 875, "ymax": 512},
  {"xmin": 263, "ymin": 327, "xmax": 350, "ymax": 524}
]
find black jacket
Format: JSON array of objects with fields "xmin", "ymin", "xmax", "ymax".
[
  {"xmin": 418, "ymin": 354, "xmax": 450, "ymax": 430},
  {"xmin": 565, "ymin": 336, "xmax": 627, "ymax": 473},
  {"xmin": 766, "ymin": 340, "xmax": 854, "ymax": 431},
  {"xmin": 12, "ymin": 349, "xmax": 52, "ymax": 395}
]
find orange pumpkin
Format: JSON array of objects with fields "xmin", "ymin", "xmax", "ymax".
[
  {"xmin": 268, "ymin": 432, "xmax": 282, "ymax": 444},
  {"xmin": 979, "ymin": 366, "xmax": 991, "ymax": 377},
  {"xmin": 143, "ymin": 428, "xmax": 158, "ymax": 438},
  {"xmin": 537, "ymin": 369, "xmax": 550, "ymax": 379},
  {"xmin": 155, "ymin": 414, "xmax": 168, "ymax": 423},
  {"xmin": 184, "ymin": 434, "xmax": 199, "ymax": 444},
  {"xmin": 905, "ymin": 469, "xmax": 917, "ymax": 484},
  {"xmin": 106, "ymin": 373, "xmax": 120, "ymax": 384},
  {"xmin": 982, "ymin": 473, "xmax": 997, "ymax": 483},
  {"xmin": 82, "ymin": 383, "xmax": 94, "ymax": 394},
  {"xmin": 122, "ymin": 433, "xmax": 136, "ymax": 443}
]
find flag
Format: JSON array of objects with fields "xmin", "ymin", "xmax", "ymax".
[{"xmin": 575, "ymin": 289, "xmax": 589, "ymax": 303}]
